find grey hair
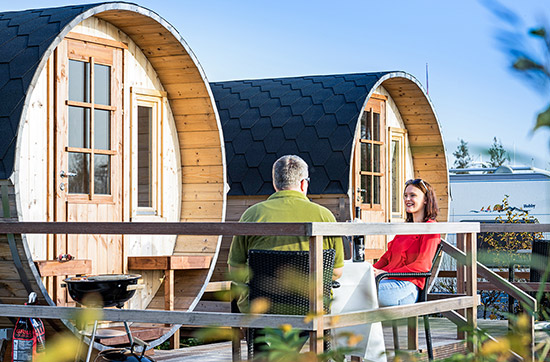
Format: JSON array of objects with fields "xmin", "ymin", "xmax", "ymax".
[{"xmin": 272, "ymin": 155, "xmax": 309, "ymax": 190}]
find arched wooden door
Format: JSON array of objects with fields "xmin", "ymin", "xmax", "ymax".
[{"xmin": 53, "ymin": 37, "xmax": 124, "ymax": 305}]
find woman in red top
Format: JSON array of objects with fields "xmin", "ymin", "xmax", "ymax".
[{"xmin": 373, "ymin": 178, "xmax": 440, "ymax": 306}]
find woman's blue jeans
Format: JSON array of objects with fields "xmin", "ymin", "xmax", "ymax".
[{"xmin": 377, "ymin": 279, "xmax": 419, "ymax": 307}]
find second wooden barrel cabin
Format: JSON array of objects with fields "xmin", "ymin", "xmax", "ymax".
[
  {"xmin": 209, "ymin": 71, "xmax": 449, "ymax": 284},
  {"xmin": 0, "ymin": 2, "xmax": 226, "ymax": 348}
]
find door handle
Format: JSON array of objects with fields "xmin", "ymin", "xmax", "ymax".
[{"xmin": 60, "ymin": 170, "xmax": 77, "ymax": 178}]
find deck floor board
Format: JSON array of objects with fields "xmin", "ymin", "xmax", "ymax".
[{"xmin": 151, "ymin": 318, "xmax": 549, "ymax": 361}]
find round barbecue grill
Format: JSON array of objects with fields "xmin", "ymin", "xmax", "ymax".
[
  {"xmin": 63, "ymin": 274, "xmax": 144, "ymax": 362},
  {"xmin": 64, "ymin": 274, "xmax": 142, "ymax": 308}
]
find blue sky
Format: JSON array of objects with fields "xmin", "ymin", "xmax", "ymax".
[{"xmin": 8, "ymin": 0, "xmax": 550, "ymax": 169}]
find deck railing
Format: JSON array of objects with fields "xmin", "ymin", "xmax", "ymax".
[{"xmin": 0, "ymin": 221, "xmax": 541, "ymax": 361}]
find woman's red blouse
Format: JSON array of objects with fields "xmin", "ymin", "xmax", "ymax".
[{"xmin": 373, "ymin": 219, "xmax": 440, "ymax": 290}]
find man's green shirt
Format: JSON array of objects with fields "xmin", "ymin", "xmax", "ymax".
[{"xmin": 228, "ymin": 190, "xmax": 344, "ymax": 311}]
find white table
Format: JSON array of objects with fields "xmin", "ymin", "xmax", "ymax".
[{"xmin": 331, "ymin": 260, "xmax": 387, "ymax": 362}]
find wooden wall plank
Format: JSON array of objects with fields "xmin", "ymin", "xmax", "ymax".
[
  {"xmin": 181, "ymin": 166, "xmax": 224, "ymax": 184},
  {"xmin": 173, "ymin": 114, "xmax": 218, "ymax": 131},
  {"xmin": 412, "ymin": 157, "xmax": 448, "ymax": 170},
  {"xmin": 178, "ymin": 131, "xmax": 221, "ymax": 149},
  {"xmin": 164, "ymin": 83, "xmax": 210, "ymax": 99},
  {"xmin": 180, "ymin": 148, "xmax": 223, "ymax": 166},
  {"xmin": 406, "ymin": 124, "xmax": 441, "ymax": 135},
  {"xmin": 408, "ymin": 135, "xmax": 444, "ymax": 146},
  {"xmin": 147, "ymin": 55, "xmax": 196, "ymax": 71},
  {"xmin": 181, "ymin": 184, "xmax": 224, "ymax": 201},
  {"xmin": 170, "ymin": 97, "xmax": 214, "ymax": 114},
  {"xmin": 180, "ymin": 201, "xmax": 224, "ymax": 219}
]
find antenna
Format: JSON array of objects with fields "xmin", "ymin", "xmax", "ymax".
[{"xmin": 425, "ymin": 63, "xmax": 429, "ymax": 95}]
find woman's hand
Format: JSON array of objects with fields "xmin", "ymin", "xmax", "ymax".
[{"xmin": 373, "ymin": 268, "xmax": 385, "ymax": 277}]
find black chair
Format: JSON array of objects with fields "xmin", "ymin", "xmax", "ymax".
[
  {"xmin": 375, "ymin": 242, "xmax": 443, "ymax": 361},
  {"xmin": 244, "ymin": 248, "xmax": 335, "ymax": 360}
]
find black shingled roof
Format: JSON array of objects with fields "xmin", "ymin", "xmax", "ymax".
[
  {"xmin": 0, "ymin": 3, "xmax": 106, "ymax": 178},
  {"xmin": 211, "ymin": 72, "xmax": 392, "ymax": 196}
]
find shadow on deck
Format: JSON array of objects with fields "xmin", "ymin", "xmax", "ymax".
[{"xmin": 152, "ymin": 318, "xmax": 548, "ymax": 361}]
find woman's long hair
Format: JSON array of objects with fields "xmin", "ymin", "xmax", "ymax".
[{"xmin": 405, "ymin": 179, "xmax": 438, "ymax": 223}]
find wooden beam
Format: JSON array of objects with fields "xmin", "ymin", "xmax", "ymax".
[
  {"xmin": 128, "ymin": 255, "xmax": 212, "ymax": 270},
  {"xmin": 324, "ymin": 296, "xmax": 476, "ymax": 328},
  {"xmin": 34, "ymin": 259, "xmax": 92, "ymax": 277},
  {"xmin": 0, "ymin": 304, "xmax": 310, "ymax": 329},
  {"xmin": 310, "ymin": 222, "xmax": 479, "ymax": 236},
  {"xmin": 0, "ymin": 221, "xmax": 485, "ymax": 236},
  {"xmin": 205, "ymin": 281, "xmax": 232, "ymax": 292},
  {"xmin": 480, "ymin": 224, "xmax": 550, "ymax": 233},
  {"xmin": 0, "ymin": 221, "xmax": 311, "ymax": 236},
  {"xmin": 477, "ymin": 282, "xmax": 550, "ymax": 292}
]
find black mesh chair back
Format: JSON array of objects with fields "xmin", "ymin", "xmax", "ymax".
[
  {"xmin": 246, "ymin": 248, "xmax": 335, "ymax": 359},
  {"xmin": 248, "ymin": 249, "xmax": 335, "ymax": 315},
  {"xmin": 419, "ymin": 243, "xmax": 444, "ymax": 302}
]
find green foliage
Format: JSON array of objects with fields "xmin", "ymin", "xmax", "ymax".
[
  {"xmin": 478, "ymin": 195, "xmax": 543, "ymax": 319},
  {"xmin": 252, "ymin": 325, "xmax": 359, "ymax": 362},
  {"xmin": 487, "ymin": 2, "xmax": 550, "ymax": 137},
  {"xmin": 453, "ymin": 139, "xmax": 473, "ymax": 169},
  {"xmin": 487, "ymin": 137, "xmax": 509, "ymax": 168}
]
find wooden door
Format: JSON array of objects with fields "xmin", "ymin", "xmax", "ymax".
[
  {"xmin": 353, "ymin": 96, "xmax": 386, "ymax": 250},
  {"xmin": 53, "ymin": 38, "xmax": 123, "ymax": 305}
]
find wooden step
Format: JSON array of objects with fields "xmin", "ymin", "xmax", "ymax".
[
  {"xmin": 97, "ymin": 324, "xmax": 172, "ymax": 346},
  {"xmin": 128, "ymin": 255, "xmax": 212, "ymax": 270}
]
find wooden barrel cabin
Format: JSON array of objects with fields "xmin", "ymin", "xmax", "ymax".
[
  {"xmin": 0, "ymin": 2, "xmax": 226, "ymax": 348},
  {"xmin": 209, "ymin": 71, "xmax": 449, "ymax": 284}
]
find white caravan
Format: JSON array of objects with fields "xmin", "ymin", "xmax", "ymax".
[{"xmin": 449, "ymin": 166, "xmax": 550, "ymax": 225}]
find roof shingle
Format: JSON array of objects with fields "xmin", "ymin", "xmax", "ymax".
[{"xmin": 212, "ymin": 72, "xmax": 391, "ymax": 195}]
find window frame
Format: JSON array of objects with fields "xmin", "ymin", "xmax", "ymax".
[
  {"xmin": 388, "ymin": 127, "xmax": 407, "ymax": 220},
  {"xmin": 130, "ymin": 87, "xmax": 166, "ymax": 218},
  {"xmin": 355, "ymin": 95, "xmax": 386, "ymax": 212}
]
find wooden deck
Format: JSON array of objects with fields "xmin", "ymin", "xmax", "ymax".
[{"xmin": 151, "ymin": 318, "xmax": 549, "ymax": 361}]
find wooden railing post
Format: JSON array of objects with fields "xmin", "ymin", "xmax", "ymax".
[
  {"xmin": 309, "ymin": 235, "xmax": 324, "ymax": 354},
  {"xmin": 456, "ymin": 233, "xmax": 466, "ymax": 340},
  {"xmin": 407, "ymin": 316, "xmax": 418, "ymax": 350},
  {"xmin": 465, "ymin": 232, "xmax": 477, "ymax": 354}
]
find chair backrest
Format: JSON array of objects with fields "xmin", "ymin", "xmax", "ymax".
[
  {"xmin": 248, "ymin": 249, "xmax": 335, "ymax": 315},
  {"xmin": 420, "ymin": 242, "xmax": 444, "ymax": 300}
]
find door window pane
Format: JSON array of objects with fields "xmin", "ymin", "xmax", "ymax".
[
  {"xmin": 68, "ymin": 106, "xmax": 90, "ymax": 148},
  {"xmin": 373, "ymin": 113, "xmax": 380, "ymax": 141},
  {"xmin": 68, "ymin": 153, "xmax": 90, "ymax": 194},
  {"xmin": 69, "ymin": 60, "xmax": 90, "ymax": 103},
  {"xmin": 361, "ymin": 143, "xmax": 372, "ymax": 172},
  {"xmin": 373, "ymin": 144, "xmax": 381, "ymax": 173},
  {"xmin": 360, "ymin": 112, "xmax": 369, "ymax": 140},
  {"xmin": 138, "ymin": 106, "xmax": 152, "ymax": 207},
  {"xmin": 361, "ymin": 175, "xmax": 370, "ymax": 204},
  {"xmin": 94, "ymin": 64, "xmax": 111, "ymax": 106},
  {"xmin": 94, "ymin": 109, "xmax": 111, "ymax": 150},
  {"xmin": 391, "ymin": 140, "xmax": 400, "ymax": 213},
  {"xmin": 94, "ymin": 154, "xmax": 111, "ymax": 195},
  {"xmin": 373, "ymin": 176, "xmax": 381, "ymax": 204}
]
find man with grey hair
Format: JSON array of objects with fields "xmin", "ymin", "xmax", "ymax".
[{"xmin": 228, "ymin": 155, "xmax": 344, "ymax": 312}]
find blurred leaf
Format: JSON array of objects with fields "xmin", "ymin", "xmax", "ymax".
[
  {"xmin": 193, "ymin": 326, "xmax": 233, "ymax": 343},
  {"xmin": 529, "ymin": 27, "xmax": 547, "ymax": 38},
  {"xmin": 534, "ymin": 105, "xmax": 550, "ymax": 131},
  {"xmin": 250, "ymin": 297, "xmax": 270, "ymax": 314}
]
